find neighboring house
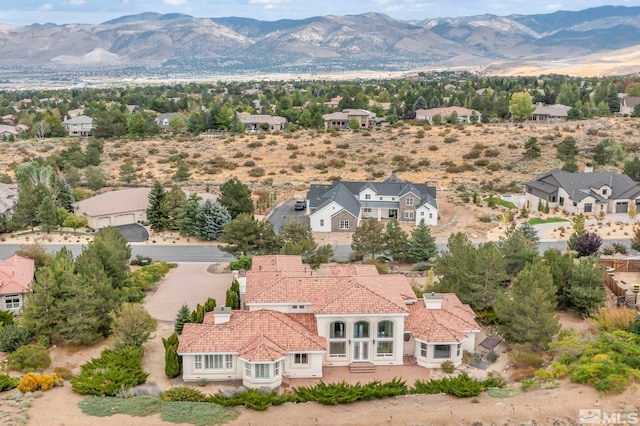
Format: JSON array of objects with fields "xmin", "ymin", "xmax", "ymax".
[
  {"xmin": 177, "ymin": 255, "xmax": 479, "ymax": 389},
  {"xmin": 155, "ymin": 113, "xmax": 188, "ymax": 133},
  {"xmin": 66, "ymin": 108, "xmax": 84, "ymax": 118},
  {"xmin": 2, "ymin": 114, "xmax": 18, "ymax": 126},
  {"xmin": 236, "ymin": 112, "xmax": 287, "ymax": 133},
  {"xmin": 126, "ymin": 105, "xmax": 141, "ymax": 114},
  {"xmin": 415, "ymin": 107, "xmax": 480, "ymax": 124},
  {"xmin": 323, "ymin": 96, "xmax": 342, "ymax": 109},
  {"xmin": 306, "ymin": 173, "xmax": 438, "ymax": 233},
  {"xmin": 322, "ymin": 109, "xmax": 376, "ymax": 130},
  {"xmin": 531, "ymin": 103, "xmax": 571, "ymax": 122},
  {"xmin": 620, "ymin": 96, "xmax": 640, "ymax": 115},
  {"xmin": 525, "ymin": 169, "xmax": 640, "ymax": 216},
  {"xmin": 62, "ymin": 115, "xmax": 94, "ymax": 137},
  {"xmin": 0, "ymin": 183, "xmax": 18, "ymax": 226},
  {"xmin": 73, "ymin": 188, "xmax": 218, "ymax": 229},
  {"xmin": 0, "ymin": 254, "xmax": 35, "ymax": 313}
]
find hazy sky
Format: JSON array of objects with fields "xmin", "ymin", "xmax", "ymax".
[{"xmin": 0, "ymin": 1, "xmax": 635, "ymax": 26}]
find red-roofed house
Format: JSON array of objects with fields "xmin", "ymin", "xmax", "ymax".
[
  {"xmin": 0, "ymin": 254, "xmax": 35, "ymax": 313},
  {"xmin": 178, "ymin": 255, "xmax": 479, "ymax": 389}
]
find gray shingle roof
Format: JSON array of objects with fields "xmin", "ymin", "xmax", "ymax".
[{"xmin": 527, "ymin": 170, "xmax": 640, "ymax": 203}]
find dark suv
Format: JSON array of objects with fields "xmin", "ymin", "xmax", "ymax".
[{"xmin": 294, "ymin": 200, "xmax": 306, "ymax": 210}]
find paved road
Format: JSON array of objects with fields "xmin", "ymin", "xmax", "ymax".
[{"xmin": 268, "ymin": 200, "xmax": 308, "ymax": 232}]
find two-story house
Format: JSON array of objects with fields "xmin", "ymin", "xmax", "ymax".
[
  {"xmin": 0, "ymin": 254, "xmax": 35, "ymax": 313},
  {"xmin": 306, "ymin": 174, "xmax": 438, "ymax": 232},
  {"xmin": 155, "ymin": 113, "xmax": 188, "ymax": 133},
  {"xmin": 236, "ymin": 112, "xmax": 287, "ymax": 132},
  {"xmin": 62, "ymin": 115, "xmax": 94, "ymax": 137},
  {"xmin": 177, "ymin": 255, "xmax": 479, "ymax": 389},
  {"xmin": 525, "ymin": 169, "xmax": 640, "ymax": 216}
]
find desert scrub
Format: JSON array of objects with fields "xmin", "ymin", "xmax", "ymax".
[
  {"xmin": 160, "ymin": 386, "xmax": 207, "ymax": 402},
  {"xmin": 17, "ymin": 372, "xmax": 63, "ymax": 392}
]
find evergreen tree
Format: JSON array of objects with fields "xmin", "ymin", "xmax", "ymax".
[
  {"xmin": 55, "ymin": 174, "xmax": 75, "ymax": 212},
  {"xmin": 147, "ymin": 181, "xmax": 168, "ymax": 231},
  {"xmin": 407, "ymin": 219, "xmax": 437, "ymax": 262},
  {"xmin": 435, "ymin": 233, "xmax": 508, "ymax": 311},
  {"xmin": 85, "ymin": 139, "xmax": 103, "ymax": 166},
  {"xmin": 413, "ymin": 96, "xmax": 427, "ymax": 111},
  {"xmin": 85, "ymin": 227, "xmax": 132, "ymax": 292},
  {"xmin": 195, "ymin": 200, "xmax": 231, "ymax": 241},
  {"xmin": 499, "ymin": 225, "xmax": 539, "ymax": 275},
  {"xmin": 176, "ymin": 193, "xmax": 201, "ymax": 236},
  {"xmin": 164, "ymin": 344, "xmax": 181, "ymax": 378},
  {"xmin": 523, "ymin": 137, "xmax": 541, "ymax": 159},
  {"xmin": 172, "ymin": 160, "xmax": 191, "ymax": 182},
  {"xmin": 566, "ymin": 257, "xmax": 606, "ymax": 316},
  {"xmin": 119, "ymin": 161, "xmax": 138, "ymax": 183},
  {"xmin": 220, "ymin": 213, "xmax": 261, "ymax": 256},
  {"xmin": 278, "ymin": 218, "xmax": 331, "ymax": 266},
  {"xmin": 84, "ymin": 166, "xmax": 105, "ymax": 191},
  {"xmin": 543, "ymin": 249, "xmax": 575, "ymax": 309},
  {"xmin": 384, "ymin": 219, "xmax": 410, "ymax": 261},
  {"xmin": 495, "ymin": 259, "xmax": 560, "ymax": 348},
  {"xmin": 36, "ymin": 196, "xmax": 58, "ymax": 233},
  {"xmin": 163, "ymin": 185, "xmax": 186, "ymax": 231},
  {"xmin": 174, "ymin": 304, "xmax": 191, "ymax": 335},
  {"xmin": 557, "ymin": 136, "xmax": 578, "ymax": 161},
  {"xmin": 351, "ymin": 219, "xmax": 386, "ymax": 260},
  {"xmin": 219, "ymin": 178, "xmax": 254, "ymax": 219}
]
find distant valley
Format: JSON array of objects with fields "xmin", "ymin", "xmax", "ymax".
[{"xmin": 0, "ymin": 5, "xmax": 639, "ymax": 83}]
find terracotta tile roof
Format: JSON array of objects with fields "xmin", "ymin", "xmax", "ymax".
[
  {"xmin": 0, "ymin": 254, "xmax": 35, "ymax": 296},
  {"xmin": 251, "ymin": 255, "xmax": 310, "ymax": 272},
  {"xmin": 177, "ymin": 309, "xmax": 325, "ymax": 360},
  {"xmin": 405, "ymin": 293, "xmax": 479, "ymax": 343},
  {"xmin": 322, "ymin": 264, "xmax": 379, "ymax": 276},
  {"xmin": 239, "ymin": 335, "xmax": 286, "ymax": 362}
]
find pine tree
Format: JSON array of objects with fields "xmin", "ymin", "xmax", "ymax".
[
  {"xmin": 172, "ymin": 160, "xmax": 191, "ymax": 182},
  {"xmin": 407, "ymin": 219, "xmax": 437, "ymax": 262},
  {"xmin": 174, "ymin": 304, "xmax": 191, "ymax": 335},
  {"xmin": 176, "ymin": 193, "xmax": 201, "ymax": 237},
  {"xmin": 36, "ymin": 196, "xmax": 58, "ymax": 233},
  {"xmin": 147, "ymin": 180, "xmax": 168, "ymax": 231},
  {"xmin": 119, "ymin": 161, "xmax": 138, "ymax": 183},
  {"xmin": 384, "ymin": 219, "xmax": 409, "ymax": 261},
  {"xmin": 351, "ymin": 219, "xmax": 386, "ymax": 260},
  {"xmin": 164, "ymin": 344, "xmax": 181, "ymax": 378},
  {"xmin": 164, "ymin": 185, "xmax": 187, "ymax": 231},
  {"xmin": 495, "ymin": 259, "xmax": 560, "ymax": 348},
  {"xmin": 195, "ymin": 200, "xmax": 231, "ymax": 241},
  {"xmin": 523, "ymin": 137, "xmax": 541, "ymax": 159},
  {"xmin": 566, "ymin": 257, "xmax": 606, "ymax": 315},
  {"xmin": 55, "ymin": 174, "xmax": 75, "ymax": 212},
  {"xmin": 219, "ymin": 178, "xmax": 254, "ymax": 219}
]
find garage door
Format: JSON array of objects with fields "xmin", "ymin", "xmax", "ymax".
[
  {"xmin": 114, "ymin": 214, "xmax": 136, "ymax": 226},
  {"xmin": 616, "ymin": 202, "xmax": 629, "ymax": 213},
  {"xmin": 97, "ymin": 217, "xmax": 111, "ymax": 229}
]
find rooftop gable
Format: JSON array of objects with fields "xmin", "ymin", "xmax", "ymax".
[{"xmin": 0, "ymin": 254, "xmax": 35, "ymax": 295}]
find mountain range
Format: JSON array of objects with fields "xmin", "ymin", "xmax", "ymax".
[{"xmin": 0, "ymin": 6, "xmax": 639, "ymax": 75}]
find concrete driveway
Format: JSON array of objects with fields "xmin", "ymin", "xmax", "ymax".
[
  {"xmin": 268, "ymin": 200, "xmax": 309, "ymax": 232},
  {"xmin": 109, "ymin": 224, "xmax": 149, "ymax": 242},
  {"xmin": 144, "ymin": 263, "xmax": 233, "ymax": 322}
]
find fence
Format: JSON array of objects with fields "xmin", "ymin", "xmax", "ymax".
[{"xmin": 600, "ymin": 257, "xmax": 640, "ymax": 309}]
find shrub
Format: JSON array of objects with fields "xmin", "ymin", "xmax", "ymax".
[
  {"xmin": 0, "ymin": 373, "xmax": 20, "ymax": 392},
  {"xmin": 0, "ymin": 324, "xmax": 32, "ymax": 353},
  {"xmin": 590, "ymin": 307, "xmax": 638, "ymax": 332},
  {"xmin": 6, "ymin": 344, "xmax": 51, "ymax": 372},
  {"xmin": 117, "ymin": 383, "xmax": 161, "ymax": 398},
  {"xmin": 71, "ymin": 346, "xmax": 148, "ymax": 396},
  {"xmin": 292, "ymin": 379, "xmax": 407, "ymax": 406},
  {"xmin": 412, "ymin": 372, "xmax": 483, "ymax": 398},
  {"xmin": 53, "ymin": 366, "xmax": 73, "ymax": 380},
  {"xmin": 229, "ymin": 255, "xmax": 252, "ymax": 271},
  {"xmin": 160, "ymin": 386, "xmax": 207, "ymax": 402},
  {"xmin": 17, "ymin": 372, "xmax": 62, "ymax": 392},
  {"xmin": 508, "ymin": 344, "xmax": 544, "ymax": 369},
  {"xmin": 248, "ymin": 167, "xmax": 265, "ymax": 177},
  {"xmin": 0, "ymin": 310, "xmax": 14, "ymax": 326},
  {"xmin": 440, "ymin": 361, "xmax": 455, "ymax": 373}
]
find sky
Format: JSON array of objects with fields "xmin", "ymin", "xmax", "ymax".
[{"xmin": 0, "ymin": 0, "xmax": 636, "ymax": 26}]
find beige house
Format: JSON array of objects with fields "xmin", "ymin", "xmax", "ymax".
[
  {"xmin": 415, "ymin": 107, "xmax": 480, "ymax": 124},
  {"xmin": 74, "ymin": 188, "xmax": 152, "ymax": 229},
  {"xmin": 62, "ymin": 115, "xmax": 94, "ymax": 137},
  {"xmin": 322, "ymin": 109, "xmax": 376, "ymax": 130},
  {"xmin": 237, "ymin": 112, "xmax": 287, "ymax": 132},
  {"xmin": 525, "ymin": 169, "xmax": 640, "ymax": 216},
  {"xmin": 531, "ymin": 103, "xmax": 571, "ymax": 122},
  {"xmin": 620, "ymin": 96, "xmax": 640, "ymax": 115},
  {"xmin": 0, "ymin": 254, "xmax": 35, "ymax": 314},
  {"xmin": 178, "ymin": 255, "xmax": 479, "ymax": 389}
]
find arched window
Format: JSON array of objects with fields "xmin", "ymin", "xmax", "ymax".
[
  {"xmin": 376, "ymin": 321, "xmax": 394, "ymax": 357},
  {"xmin": 353, "ymin": 321, "xmax": 369, "ymax": 338},
  {"xmin": 329, "ymin": 321, "xmax": 347, "ymax": 358}
]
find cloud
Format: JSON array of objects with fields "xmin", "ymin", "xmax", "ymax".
[
  {"xmin": 38, "ymin": 4, "xmax": 54, "ymax": 11},
  {"xmin": 68, "ymin": 0, "xmax": 85, "ymax": 5},
  {"xmin": 164, "ymin": 0, "xmax": 187, "ymax": 5},
  {"xmin": 546, "ymin": 3, "xmax": 563, "ymax": 11},
  {"xmin": 248, "ymin": 0, "xmax": 297, "ymax": 8}
]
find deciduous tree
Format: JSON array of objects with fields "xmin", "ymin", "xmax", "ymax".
[{"xmin": 109, "ymin": 303, "xmax": 157, "ymax": 348}]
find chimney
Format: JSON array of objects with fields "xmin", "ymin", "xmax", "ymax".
[
  {"xmin": 423, "ymin": 292, "xmax": 442, "ymax": 310},
  {"xmin": 213, "ymin": 306, "xmax": 232, "ymax": 325},
  {"xmin": 584, "ymin": 162, "xmax": 593, "ymax": 173}
]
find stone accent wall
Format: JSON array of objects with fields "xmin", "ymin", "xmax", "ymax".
[
  {"xmin": 398, "ymin": 193, "xmax": 418, "ymax": 222},
  {"xmin": 331, "ymin": 210, "xmax": 356, "ymax": 232}
]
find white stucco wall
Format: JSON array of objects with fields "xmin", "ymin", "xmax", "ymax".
[
  {"xmin": 415, "ymin": 204, "xmax": 437, "ymax": 226},
  {"xmin": 283, "ymin": 352, "xmax": 324, "ymax": 378},
  {"xmin": 414, "ymin": 340, "xmax": 465, "ymax": 368},
  {"xmin": 309, "ymin": 201, "xmax": 340, "ymax": 232},
  {"xmin": 181, "ymin": 354, "xmax": 242, "ymax": 382}
]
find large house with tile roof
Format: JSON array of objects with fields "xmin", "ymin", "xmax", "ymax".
[
  {"xmin": 322, "ymin": 109, "xmax": 376, "ymax": 130},
  {"xmin": 525, "ymin": 169, "xmax": 640, "ymax": 216},
  {"xmin": 177, "ymin": 255, "xmax": 479, "ymax": 389},
  {"xmin": 306, "ymin": 173, "xmax": 438, "ymax": 232},
  {"xmin": 0, "ymin": 254, "xmax": 35, "ymax": 313},
  {"xmin": 415, "ymin": 107, "xmax": 480, "ymax": 124}
]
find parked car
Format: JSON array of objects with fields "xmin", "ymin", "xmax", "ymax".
[{"xmin": 294, "ymin": 200, "xmax": 306, "ymax": 210}]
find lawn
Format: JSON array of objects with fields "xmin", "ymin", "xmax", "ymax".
[
  {"xmin": 483, "ymin": 196, "xmax": 517, "ymax": 209},
  {"xmin": 528, "ymin": 217, "xmax": 571, "ymax": 225}
]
